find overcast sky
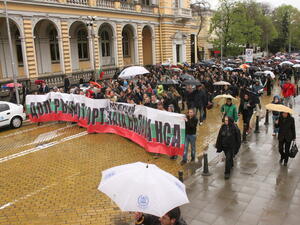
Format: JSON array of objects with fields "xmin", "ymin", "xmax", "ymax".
[{"xmin": 204, "ymin": 0, "xmax": 300, "ymax": 10}]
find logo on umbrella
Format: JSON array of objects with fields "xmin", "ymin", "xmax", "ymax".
[
  {"xmin": 137, "ymin": 195, "xmax": 149, "ymax": 209},
  {"xmin": 104, "ymin": 171, "xmax": 116, "ymax": 180}
]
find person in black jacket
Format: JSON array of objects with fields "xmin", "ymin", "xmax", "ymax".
[
  {"xmin": 134, "ymin": 212, "xmax": 160, "ymax": 225},
  {"xmin": 277, "ymin": 112, "xmax": 296, "ymax": 166},
  {"xmin": 238, "ymin": 93, "xmax": 255, "ymax": 134},
  {"xmin": 216, "ymin": 116, "xmax": 241, "ymax": 179},
  {"xmin": 159, "ymin": 207, "xmax": 187, "ymax": 225},
  {"xmin": 192, "ymin": 84, "xmax": 207, "ymax": 125},
  {"xmin": 181, "ymin": 109, "xmax": 198, "ymax": 164}
]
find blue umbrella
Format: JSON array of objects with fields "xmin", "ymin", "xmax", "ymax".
[{"xmin": 223, "ymin": 67, "xmax": 233, "ymax": 71}]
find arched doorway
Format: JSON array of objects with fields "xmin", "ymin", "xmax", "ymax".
[
  {"xmin": 69, "ymin": 21, "xmax": 90, "ymax": 71},
  {"xmin": 34, "ymin": 19, "xmax": 61, "ymax": 75},
  {"xmin": 98, "ymin": 23, "xmax": 115, "ymax": 67},
  {"xmin": 142, "ymin": 26, "xmax": 153, "ymax": 65},
  {"xmin": 0, "ymin": 18, "xmax": 25, "ymax": 78},
  {"xmin": 122, "ymin": 24, "xmax": 136, "ymax": 65}
]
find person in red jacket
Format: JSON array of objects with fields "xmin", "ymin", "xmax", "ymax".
[{"xmin": 282, "ymin": 78, "xmax": 295, "ymax": 108}]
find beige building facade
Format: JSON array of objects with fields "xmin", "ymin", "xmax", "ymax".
[{"xmin": 0, "ymin": 0, "xmax": 204, "ymax": 84}]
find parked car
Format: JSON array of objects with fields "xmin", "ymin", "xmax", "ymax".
[{"xmin": 0, "ymin": 101, "xmax": 26, "ymax": 129}]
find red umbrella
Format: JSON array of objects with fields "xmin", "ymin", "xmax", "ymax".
[
  {"xmin": 4, "ymin": 83, "xmax": 22, "ymax": 88},
  {"xmin": 35, "ymin": 80, "xmax": 45, "ymax": 85},
  {"xmin": 89, "ymin": 81, "xmax": 102, "ymax": 89}
]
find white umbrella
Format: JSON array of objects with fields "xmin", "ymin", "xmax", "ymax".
[
  {"xmin": 213, "ymin": 81, "xmax": 231, "ymax": 86},
  {"xmin": 119, "ymin": 66, "xmax": 150, "ymax": 79},
  {"xmin": 293, "ymin": 64, "xmax": 300, "ymax": 68},
  {"xmin": 274, "ymin": 57, "xmax": 281, "ymax": 60},
  {"xmin": 264, "ymin": 71, "xmax": 275, "ymax": 79},
  {"xmin": 280, "ymin": 61, "xmax": 294, "ymax": 66},
  {"xmin": 98, "ymin": 162, "xmax": 189, "ymax": 217}
]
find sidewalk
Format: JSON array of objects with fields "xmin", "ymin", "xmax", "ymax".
[{"xmin": 182, "ymin": 103, "xmax": 300, "ymax": 225}]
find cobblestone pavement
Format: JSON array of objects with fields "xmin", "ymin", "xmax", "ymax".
[
  {"xmin": 0, "ymin": 100, "xmax": 222, "ymax": 225},
  {"xmin": 182, "ymin": 92, "xmax": 300, "ymax": 225},
  {"xmin": 0, "ymin": 91, "xmax": 278, "ymax": 225}
]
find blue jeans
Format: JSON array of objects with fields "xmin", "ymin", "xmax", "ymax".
[
  {"xmin": 183, "ymin": 134, "xmax": 196, "ymax": 162},
  {"xmin": 272, "ymin": 115, "xmax": 279, "ymax": 134}
]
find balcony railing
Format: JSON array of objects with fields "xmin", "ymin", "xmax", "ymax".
[
  {"xmin": 174, "ymin": 8, "xmax": 192, "ymax": 18},
  {"xmin": 66, "ymin": 0, "xmax": 88, "ymax": 5},
  {"xmin": 96, "ymin": 0, "xmax": 114, "ymax": 8},
  {"xmin": 141, "ymin": 5, "xmax": 153, "ymax": 13},
  {"xmin": 120, "ymin": 2, "xmax": 135, "ymax": 11}
]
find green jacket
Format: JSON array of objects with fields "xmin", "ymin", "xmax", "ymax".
[{"xmin": 221, "ymin": 104, "xmax": 238, "ymax": 122}]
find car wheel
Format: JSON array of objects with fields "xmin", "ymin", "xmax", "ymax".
[{"xmin": 10, "ymin": 116, "xmax": 22, "ymax": 129}]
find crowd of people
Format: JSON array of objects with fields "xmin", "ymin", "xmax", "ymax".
[{"xmin": 5, "ymin": 53, "xmax": 299, "ymax": 224}]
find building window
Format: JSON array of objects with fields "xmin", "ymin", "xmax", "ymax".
[
  {"xmin": 15, "ymin": 31, "xmax": 23, "ymax": 66},
  {"xmin": 174, "ymin": 0, "xmax": 180, "ymax": 8},
  {"xmin": 141, "ymin": 0, "xmax": 151, "ymax": 5},
  {"xmin": 100, "ymin": 30, "xmax": 110, "ymax": 57},
  {"xmin": 122, "ymin": 30, "xmax": 130, "ymax": 57},
  {"xmin": 49, "ymin": 29, "xmax": 60, "ymax": 62},
  {"xmin": 77, "ymin": 29, "xmax": 89, "ymax": 60}
]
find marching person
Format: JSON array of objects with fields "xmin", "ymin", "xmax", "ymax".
[
  {"xmin": 216, "ymin": 116, "xmax": 241, "ymax": 179},
  {"xmin": 277, "ymin": 112, "xmax": 296, "ymax": 166},
  {"xmin": 159, "ymin": 207, "xmax": 187, "ymax": 225},
  {"xmin": 282, "ymin": 78, "xmax": 296, "ymax": 109},
  {"xmin": 181, "ymin": 109, "xmax": 198, "ymax": 165},
  {"xmin": 271, "ymin": 95, "xmax": 282, "ymax": 136},
  {"xmin": 221, "ymin": 98, "xmax": 238, "ymax": 123},
  {"xmin": 238, "ymin": 93, "xmax": 255, "ymax": 134},
  {"xmin": 134, "ymin": 212, "xmax": 160, "ymax": 225}
]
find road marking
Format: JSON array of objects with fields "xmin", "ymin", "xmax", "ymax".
[
  {"xmin": 0, "ymin": 131, "xmax": 88, "ymax": 164},
  {"xmin": 0, "ymin": 172, "xmax": 80, "ymax": 210},
  {"xmin": 0, "ymin": 122, "xmax": 59, "ymax": 138}
]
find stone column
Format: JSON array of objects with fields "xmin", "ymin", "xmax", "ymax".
[
  {"xmin": 88, "ymin": 0, "xmax": 96, "ymax": 7},
  {"xmin": 23, "ymin": 18, "xmax": 37, "ymax": 78},
  {"xmin": 93, "ymin": 23, "xmax": 100, "ymax": 70},
  {"xmin": 61, "ymin": 20, "xmax": 72, "ymax": 73},
  {"xmin": 137, "ymin": 24, "xmax": 143, "ymax": 66},
  {"xmin": 20, "ymin": 37, "xmax": 29, "ymax": 78},
  {"xmin": 116, "ymin": 24, "xmax": 123, "ymax": 67}
]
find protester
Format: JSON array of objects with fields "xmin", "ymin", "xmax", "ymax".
[
  {"xmin": 238, "ymin": 93, "xmax": 255, "ymax": 134},
  {"xmin": 277, "ymin": 112, "xmax": 296, "ymax": 166},
  {"xmin": 39, "ymin": 82, "xmax": 50, "ymax": 94},
  {"xmin": 282, "ymin": 78, "xmax": 296, "ymax": 108},
  {"xmin": 271, "ymin": 95, "xmax": 282, "ymax": 136},
  {"xmin": 221, "ymin": 98, "xmax": 238, "ymax": 123},
  {"xmin": 216, "ymin": 116, "xmax": 241, "ymax": 179},
  {"xmin": 134, "ymin": 212, "xmax": 160, "ymax": 225},
  {"xmin": 159, "ymin": 207, "xmax": 187, "ymax": 225},
  {"xmin": 181, "ymin": 109, "xmax": 198, "ymax": 165}
]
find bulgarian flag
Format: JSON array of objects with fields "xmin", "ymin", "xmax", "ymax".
[{"xmin": 98, "ymin": 67, "xmax": 105, "ymax": 80}]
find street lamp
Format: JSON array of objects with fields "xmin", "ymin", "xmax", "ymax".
[
  {"xmin": 4, "ymin": 0, "xmax": 20, "ymax": 105},
  {"xmin": 289, "ymin": 20, "xmax": 296, "ymax": 53},
  {"xmin": 86, "ymin": 16, "xmax": 97, "ymax": 73}
]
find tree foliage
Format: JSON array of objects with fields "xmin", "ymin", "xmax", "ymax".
[{"xmin": 209, "ymin": 0, "xmax": 299, "ymax": 56}]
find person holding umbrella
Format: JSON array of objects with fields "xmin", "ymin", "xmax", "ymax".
[
  {"xmin": 277, "ymin": 112, "xmax": 296, "ymax": 166},
  {"xmin": 159, "ymin": 207, "xmax": 187, "ymax": 225}
]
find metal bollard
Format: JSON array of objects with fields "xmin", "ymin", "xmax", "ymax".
[
  {"xmin": 254, "ymin": 115, "xmax": 260, "ymax": 133},
  {"xmin": 202, "ymin": 153, "xmax": 211, "ymax": 176},
  {"xmin": 242, "ymin": 122, "xmax": 247, "ymax": 142},
  {"xmin": 264, "ymin": 110, "xmax": 269, "ymax": 125},
  {"xmin": 178, "ymin": 171, "xmax": 184, "ymax": 182}
]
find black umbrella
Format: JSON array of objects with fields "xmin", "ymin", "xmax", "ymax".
[
  {"xmin": 180, "ymin": 74, "xmax": 195, "ymax": 81},
  {"xmin": 232, "ymin": 68, "xmax": 243, "ymax": 72},
  {"xmin": 254, "ymin": 71, "xmax": 265, "ymax": 77},
  {"xmin": 183, "ymin": 80, "xmax": 201, "ymax": 86},
  {"xmin": 160, "ymin": 80, "xmax": 180, "ymax": 85},
  {"xmin": 249, "ymin": 66, "xmax": 261, "ymax": 71},
  {"xmin": 262, "ymin": 67, "xmax": 273, "ymax": 71}
]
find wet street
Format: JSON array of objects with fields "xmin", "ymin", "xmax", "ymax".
[
  {"xmin": 0, "ymin": 89, "xmax": 299, "ymax": 225},
  {"xmin": 182, "ymin": 91, "xmax": 300, "ymax": 225}
]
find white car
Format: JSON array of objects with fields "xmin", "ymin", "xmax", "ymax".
[{"xmin": 0, "ymin": 101, "xmax": 26, "ymax": 129}]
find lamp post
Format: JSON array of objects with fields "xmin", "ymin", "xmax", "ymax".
[
  {"xmin": 289, "ymin": 20, "xmax": 296, "ymax": 53},
  {"xmin": 86, "ymin": 16, "xmax": 96, "ymax": 75},
  {"xmin": 4, "ymin": 0, "xmax": 20, "ymax": 105}
]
